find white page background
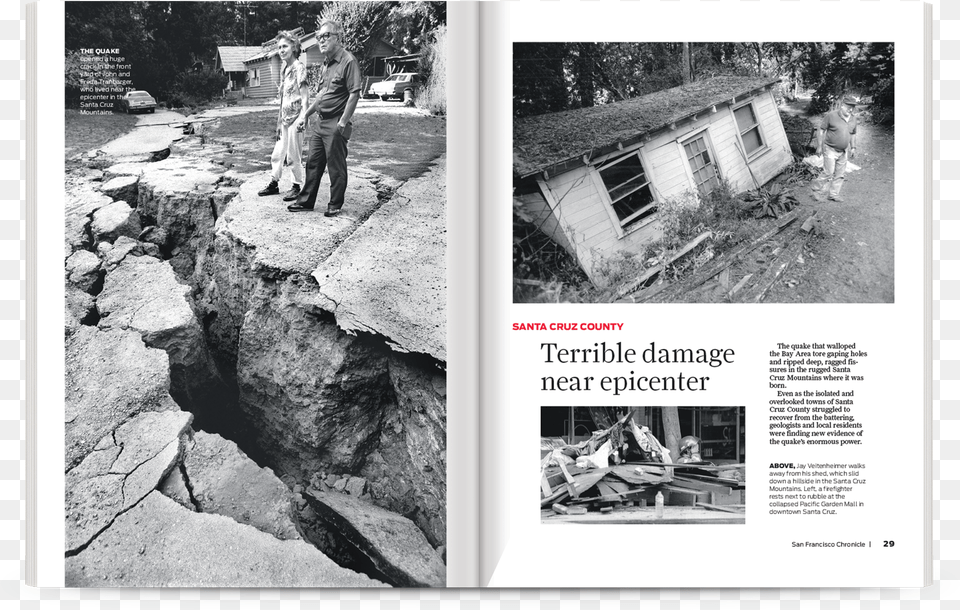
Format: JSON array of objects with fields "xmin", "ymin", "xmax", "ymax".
[{"xmin": 481, "ymin": 0, "xmax": 927, "ymax": 588}]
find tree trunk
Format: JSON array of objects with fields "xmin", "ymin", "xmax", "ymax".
[
  {"xmin": 682, "ymin": 43, "xmax": 692, "ymax": 84},
  {"xmin": 576, "ymin": 43, "xmax": 595, "ymax": 108},
  {"xmin": 661, "ymin": 407, "xmax": 682, "ymax": 461}
]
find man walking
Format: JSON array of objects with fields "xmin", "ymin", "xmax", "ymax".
[
  {"xmin": 813, "ymin": 95, "xmax": 858, "ymax": 203},
  {"xmin": 288, "ymin": 19, "xmax": 361, "ymax": 216}
]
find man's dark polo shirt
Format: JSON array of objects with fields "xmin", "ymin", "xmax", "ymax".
[
  {"xmin": 821, "ymin": 109, "xmax": 858, "ymax": 151},
  {"xmin": 316, "ymin": 47, "xmax": 361, "ymax": 118}
]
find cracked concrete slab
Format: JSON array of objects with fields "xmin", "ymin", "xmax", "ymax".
[
  {"xmin": 309, "ymin": 156, "xmax": 446, "ymax": 362},
  {"xmin": 65, "ymin": 326, "xmax": 181, "ymax": 471},
  {"xmin": 65, "ymin": 492, "xmax": 387, "ymax": 587},
  {"xmin": 100, "ymin": 109, "xmax": 187, "ymax": 159},
  {"xmin": 97, "ymin": 256, "xmax": 198, "ymax": 349},
  {"xmin": 216, "ymin": 169, "xmax": 379, "ymax": 276},
  {"xmin": 65, "ymin": 411, "xmax": 192, "ymax": 554},
  {"xmin": 170, "ymin": 430, "xmax": 302, "ymax": 541}
]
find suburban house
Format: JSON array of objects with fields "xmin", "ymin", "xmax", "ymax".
[
  {"xmin": 240, "ymin": 29, "xmax": 399, "ymax": 100},
  {"xmin": 513, "ymin": 76, "xmax": 792, "ymax": 284},
  {"xmin": 213, "ymin": 45, "xmax": 262, "ymax": 94}
]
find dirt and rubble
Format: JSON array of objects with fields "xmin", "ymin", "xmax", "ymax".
[{"xmin": 63, "ymin": 104, "xmax": 446, "ymax": 587}]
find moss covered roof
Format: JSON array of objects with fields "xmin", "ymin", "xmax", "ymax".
[{"xmin": 514, "ymin": 76, "xmax": 779, "ymax": 178}]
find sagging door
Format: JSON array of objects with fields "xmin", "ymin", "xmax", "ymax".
[{"xmin": 681, "ymin": 132, "xmax": 721, "ymax": 196}]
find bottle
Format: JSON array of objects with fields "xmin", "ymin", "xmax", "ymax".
[{"xmin": 655, "ymin": 491, "xmax": 664, "ymax": 518}]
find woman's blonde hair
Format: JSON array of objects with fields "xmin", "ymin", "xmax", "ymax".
[{"xmin": 276, "ymin": 30, "xmax": 302, "ymax": 58}]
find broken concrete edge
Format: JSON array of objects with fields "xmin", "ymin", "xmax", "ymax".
[
  {"xmin": 298, "ymin": 295, "xmax": 447, "ymax": 370},
  {"xmin": 303, "ymin": 490, "xmax": 445, "ymax": 588}
]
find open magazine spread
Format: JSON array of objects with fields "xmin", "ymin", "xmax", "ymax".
[{"xmin": 30, "ymin": 0, "xmax": 929, "ymax": 590}]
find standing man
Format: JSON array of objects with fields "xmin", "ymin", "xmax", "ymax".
[
  {"xmin": 813, "ymin": 95, "xmax": 858, "ymax": 203},
  {"xmin": 288, "ymin": 19, "xmax": 361, "ymax": 216},
  {"xmin": 258, "ymin": 31, "xmax": 309, "ymax": 202}
]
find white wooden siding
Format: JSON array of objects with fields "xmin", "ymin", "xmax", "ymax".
[{"xmin": 245, "ymin": 58, "xmax": 280, "ymax": 99}]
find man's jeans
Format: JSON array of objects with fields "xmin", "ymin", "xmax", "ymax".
[{"xmin": 812, "ymin": 145, "xmax": 847, "ymax": 199}]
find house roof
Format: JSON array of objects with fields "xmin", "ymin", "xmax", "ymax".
[
  {"xmin": 216, "ymin": 46, "xmax": 263, "ymax": 72},
  {"xmin": 514, "ymin": 76, "xmax": 779, "ymax": 178}
]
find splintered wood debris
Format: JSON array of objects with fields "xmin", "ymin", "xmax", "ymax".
[
  {"xmin": 540, "ymin": 413, "xmax": 745, "ymax": 523},
  {"xmin": 616, "ymin": 209, "xmax": 819, "ymax": 304}
]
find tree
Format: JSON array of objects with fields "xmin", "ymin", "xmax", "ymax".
[
  {"xmin": 513, "ymin": 43, "xmax": 572, "ymax": 118},
  {"xmin": 318, "ymin": 1, "xmax": 394, "ymax": 75},
  {"xmin": 384, "ymin": 1, "xmax": 447, "ymax": 55},
  {"xmin": 661, "ymin": 407, "xmax": 682, "ymax": 463}
]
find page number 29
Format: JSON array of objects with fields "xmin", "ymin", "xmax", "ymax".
[{"xmin": 883, "ymin": 540, "xmax": 896, "ymax": 547}]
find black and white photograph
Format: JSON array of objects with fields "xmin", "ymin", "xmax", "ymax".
[
  {"xmin": 63, "ymin": 1, "xmax": 447, "ymax": 587},
  {"xmin": 513, "ymin": 42, "xmax": 895, "ymax": 304},
  {"xmin": 540, "ymin": 407, "xmax": 745, "ymax": 524}
]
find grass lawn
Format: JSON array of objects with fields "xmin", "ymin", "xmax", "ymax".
[
  {"xmin": 205, "ymin": 108, "xmax": 446, "ymax": 183},
  {"xmin": 65, "ymin": 109, "xmax": 138, "ymax": 160}
]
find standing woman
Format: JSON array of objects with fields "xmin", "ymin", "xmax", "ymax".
[{"xmin": 258, "ymin": 30, "xmax": 309, "ymax": 201}]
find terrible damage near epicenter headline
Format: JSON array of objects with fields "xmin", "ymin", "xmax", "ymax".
[{"xmin": 532, "ymin": 340, "xmax": 736, "ymax": 395}]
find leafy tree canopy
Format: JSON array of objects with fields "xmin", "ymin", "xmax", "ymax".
[
  {"xmin": 513, "ymin": 42, "xmax": 895, "ymax": 124},
  {"xmin": 65, "ymin": 1, "xmax": 445, "ymax": 103}
]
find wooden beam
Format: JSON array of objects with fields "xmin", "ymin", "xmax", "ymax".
[
  {"xmin": 633, "ymin": 210, "xmax": 801, "ymax": 303},
  {"xmin": 739, "ymin": 214, "xmax": 818, "ymax": 303}
]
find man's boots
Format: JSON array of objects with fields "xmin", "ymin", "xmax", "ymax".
[{"xmin": 258, "ymin": 180, "xmax": 279, "ymax": 196}]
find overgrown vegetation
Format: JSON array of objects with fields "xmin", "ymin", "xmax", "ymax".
[
  {"xmin": 166, "ymin": 68, "xmax": 229, "ymax": 111},
  {"xmin": 416, "ymin": 25, "xmax": 447, "ymax": 115}
]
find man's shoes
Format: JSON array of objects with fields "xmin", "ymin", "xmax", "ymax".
[
  {"xmin": 281, "ymin": 184, "xmax": 301, "ymax": 202},
  {"xmin": 324, "ymin": 208, "xmax": 342, "ymax": 217},
  {"xmin": 287, "ymin": 202, "xmax": 314, "ymax": 212},
  {"xmin": 258, "ymin": 180, "xmax": 279, "ymax": 196},
  {"xmin": 828, "ymin": 195, "xmax": 844, "ymax": 203}
]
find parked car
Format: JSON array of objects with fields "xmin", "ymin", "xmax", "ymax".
[
  {"xmin": 117, "ymin": 90, "xmax": 157, "ymax": 114},
  {"xmin": 368, "ymin": 73, "xmax": 421, "ymax": 101}
]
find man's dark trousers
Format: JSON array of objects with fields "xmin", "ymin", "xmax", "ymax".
[{"xmin": 296, "ymin": 116, "xmax": 348, "ymax": 211}]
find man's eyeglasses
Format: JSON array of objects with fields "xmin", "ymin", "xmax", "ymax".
[{"xmin": 318, "ymin": 32, "xmax": 338, "ymax": 41}]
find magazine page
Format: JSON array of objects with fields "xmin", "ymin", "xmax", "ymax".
[
  {"xmin": 33, "ymin": 0, "xmax": 478, "ymax": 588},
  {"xmin": 481, "ymin": 0, "xmax": 930, "ymax": 587}
]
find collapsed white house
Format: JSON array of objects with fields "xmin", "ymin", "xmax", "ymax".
[{"xmin": 514, "ymin": 76, "xmax": 793, "ymax": 284}]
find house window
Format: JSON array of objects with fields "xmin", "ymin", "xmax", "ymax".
[
  {"xmin": 252, "ymin": 68, "xmax": 260, "ymax": 87},
  {"xmin": 598, "ymin": 152, "xmax": 657, "ymax": 230},
  {"xmin": 733, "ymin": 102, "xmax": 765, "ymax": 157},
  {"xmin": 682, "ymin": 134, "xmax": 720, "ymax": 196}
]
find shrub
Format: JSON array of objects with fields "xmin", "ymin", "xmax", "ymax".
[
  {"xmin": 172, "ymin": 67, "xmax": 228, "ymax": 108},
  {"xmin": 656, "ymin": 189, "xmax": 703, "ymax": 250},
  {"xmin": 416, "ymin": 25, "xmax": 446, "ymax": 115},
  {"xmin": 590, "ymin": 249, "xmax": 648, "ymax": 292}
]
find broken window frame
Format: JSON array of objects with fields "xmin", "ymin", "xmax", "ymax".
[
  {"xmin": 680, "ymin": 129, "xmax": 722, "ymax": 196},
  {"xmin": 732, "ymin": 99, "xmax": 767, "ymax": 160},
  {"xmin": 594, "ymin": 150, "xmax": 658, "ymax": 235}
]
